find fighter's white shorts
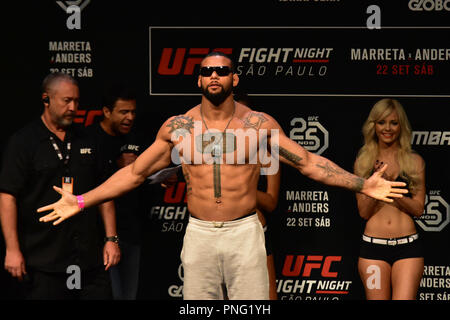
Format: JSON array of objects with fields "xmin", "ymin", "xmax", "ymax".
[{"xmin": 181, "ymin": 213, "xmax": 269, "ymax": 300}]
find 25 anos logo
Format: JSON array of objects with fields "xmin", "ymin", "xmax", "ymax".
[
  {"xmin": 415, "ymin": 191, "xmax": 450, "ymax": 232},
  {"xmin": 289, "ymin": 116, "xmax": 329, "ymax": 155}
]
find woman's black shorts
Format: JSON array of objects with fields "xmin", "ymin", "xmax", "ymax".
[{"xmin": 359, "ymin": 234, "xmax": 424, "ymax": 265}]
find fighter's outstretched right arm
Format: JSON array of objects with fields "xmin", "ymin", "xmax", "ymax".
[{"xmin": 38, "ymin": 117, "xmax": 176, "ymax": 225}]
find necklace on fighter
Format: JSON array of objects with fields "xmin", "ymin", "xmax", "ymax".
[{"xmin": 200, "ymin": 103, "xmax": 236, "ymax": 204}]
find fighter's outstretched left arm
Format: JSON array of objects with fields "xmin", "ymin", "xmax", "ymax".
[{"xmin": 263, "ymin": 113, "xmax": 408, "ymax": 202}]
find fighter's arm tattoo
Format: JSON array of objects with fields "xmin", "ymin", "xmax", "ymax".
[
  {"xmin": 183, "ymin": 169, "xmax": 192, "ymax": 195},
  {"xmin": 279, "ymin": 146, "xmax": 303, "ymax": 166},
  {"xmin": 315, "ymin": 160, "xmax": 364, "ymax": 192},
  {"xmin": 277, "ymin": 143, "xmax": 364, "ymax": 192},
  {"xmin": 242, "ymin": 112, "xmax": 268, "ymax": 130},
  {"xmin": 166, "ymin": 115, "xmax": 195, "ymax": 135}
]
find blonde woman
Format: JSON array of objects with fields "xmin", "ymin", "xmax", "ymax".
[{"xmin": 354, "ymin": 99, "xmax": 426, "ymax": 300}]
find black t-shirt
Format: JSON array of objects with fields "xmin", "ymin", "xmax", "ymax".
[
  {"xmin": 85, "ymin": 122, "xmax": 144, "ymax": 244},
  {"xmin": 0, "ymin": 118, "xmax": 105, "ymax": 272}
]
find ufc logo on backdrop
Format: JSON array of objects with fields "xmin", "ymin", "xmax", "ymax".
[
  {"xmin": 157, "ymin": 48, "xmax": 233, "ymax": 75},
  {"xmin": 74, "ymin": 110, "xmax": 103, "ymax": 126},
  {"xmin": 281, "ymin": 255, "xmax": 342, "ymax": 278},
  {"xmin": 164, "ymin": 182, "xmax": 188, "ymax": 204}
]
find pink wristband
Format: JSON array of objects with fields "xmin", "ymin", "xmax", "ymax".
[{"xmin": 76, "ymin": 195, "xmax": 85, "ymax": 211}]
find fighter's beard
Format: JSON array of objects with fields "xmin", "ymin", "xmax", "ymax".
[{"xmin": 202, "ymin": 85, "xmax": 232, "ymax": 107}]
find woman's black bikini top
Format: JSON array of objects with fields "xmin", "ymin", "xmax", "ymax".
[
  {"xmin": 394, "ymin": 174, "xmax": 412, "ymax": 198},
  {"xmin": 370, "ymin": 169, "xmax": 412, "ymax": 198}
]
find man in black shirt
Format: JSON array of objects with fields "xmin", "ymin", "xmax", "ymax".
[
  {"xmin": 86, "ymin": 83, "xmax": 143, "ymax": 300},
  {"xmin": 0, "ymin": 72, "xmax": 120, "ymax": 299}
]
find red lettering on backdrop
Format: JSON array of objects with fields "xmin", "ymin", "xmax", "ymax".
[
  {"xmin": 282, "ymin": 255, "xmax": 341, "ymax": 278},
  {"xmin": 282, "ymin": 255, "xmax": 305, "ymax": 276},
  {"xmin": 157, "ymin": 48, "xmax": 233, "ymax": 75},
  {"xmin": 158, "ymin": 48, "xmax": 186, "ymax": 75},
  {"xmin": 74, "ymin": 110, "xmax": 103, "ymax": 126},
  {"xmin": 184, "ymin": 48, "xmax": 209, "ymax": 75},
  {"xmin": 302, "ymin": 256, "xmax": 323, "ymax": 277},
  {"xmin": 164, "ymin": 182, "xmax": 187, "ymax": 203}
]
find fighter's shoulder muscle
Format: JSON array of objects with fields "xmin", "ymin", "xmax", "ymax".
[
  {"xmin": 158, "ymin": 107, "xmax": 198, "ymax": 139},
  {"xmin": 238, "ymin": 105, "xmax": 281, "ymax": 131}
]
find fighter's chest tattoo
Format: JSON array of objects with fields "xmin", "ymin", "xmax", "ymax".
[
  {"xmin": 195, "ymin": 132, "xmax": 237, "ymax": 155},
  {"xmin": 242, "ymin": 111, "xmax": 268, "ymax": 130}
]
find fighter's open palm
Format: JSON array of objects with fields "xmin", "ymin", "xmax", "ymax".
[
  {"xmin": 362, "ymin": 163, "xmax": 408, "ymax": 202},
  {"xmin": 38, "ymin": 186, "xmax": 80, "ymax": 225}
]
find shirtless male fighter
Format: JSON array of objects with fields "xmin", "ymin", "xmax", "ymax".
[{"xmin": 38, "ymin": 52, "xmax": 407, "ymax": 300}]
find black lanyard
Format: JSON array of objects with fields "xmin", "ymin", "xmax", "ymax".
[{"xmin": 49, "ymin": 135, "xmax": 71, "ymax": 174}]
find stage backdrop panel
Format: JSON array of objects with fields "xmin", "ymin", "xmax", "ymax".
[{"xmin": 1, "ymin": 1, "xmax": 449, "ymax": 301}]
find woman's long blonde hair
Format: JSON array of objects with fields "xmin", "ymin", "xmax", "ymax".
[{"xmin": 354, "ymin": 99, "xmax": 421, "ymax": 193}]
